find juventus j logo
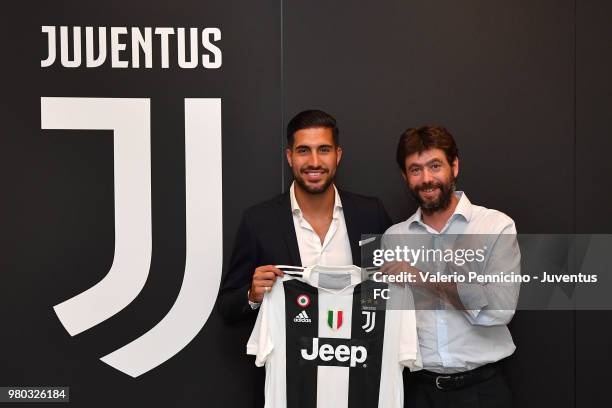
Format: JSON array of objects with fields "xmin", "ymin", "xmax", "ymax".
[
  {"xmin": 40, "ymin": 97, "xmax": 222, "ymax": 377},
  {"xmin": 361, "ymin": 311, "xmax": 376, "ymax": 333}
]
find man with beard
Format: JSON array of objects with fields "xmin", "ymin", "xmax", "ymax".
[
  {"xmin": 218, "ymin": 110, "xmax": 392, "ymax": 406},
  {"xmin": 383, "ymin": 126, "xmax": 520, "ymax": 408}
]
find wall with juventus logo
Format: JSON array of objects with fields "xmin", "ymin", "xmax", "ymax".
[{"xmin": 2, "ymin": 0, "xmax": 611, "ymax": 407}]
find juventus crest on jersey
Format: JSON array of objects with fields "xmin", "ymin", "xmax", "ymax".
[{"xmin": 247, "ymin": 265, "xmax": 421, "ymax": 408}]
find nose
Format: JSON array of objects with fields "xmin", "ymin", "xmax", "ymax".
[
  {"xmin": 422, "ymin": 167, "xmax": 434, "ymax": 184},
  {"xmin": 309, "ymin": 151, "xmax": 321, "ymax": 167}
]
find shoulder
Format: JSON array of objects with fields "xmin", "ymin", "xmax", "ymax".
[
  {"xmin": 384, "ymin": 220, "xmax": 409, "ymax": 235},
  {"xmin": 338, "ymin": 189, "xmax": 390, "ymax": 232},
  {"xmin": 242, "ymin": 193, "xmax": 287, "ymax": 220},
  {"xmin": 338, "ymin": 189, "xmax": 384, "ymax": 209},
  {"xmin": 469, "ymin": 203, "xmax": 517, "ymax": 233},
  {"xmin": 236, "ymin": 194, "xmax": 290, "ymax": 237},
  {"xmin": 383, "ymin": 215, "xmax": 417, "ymax": 235}
]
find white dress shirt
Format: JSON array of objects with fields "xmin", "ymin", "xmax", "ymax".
[
  {"xmin": 289, "ymin": 182, "xmax": 353, "ymax": 267},
  {"xmin": 384, "ymin": 192, "xmax": 520, "ymax": 373},
  {"xmin": 249, "ymin": 183, "xmax": 353, "ymax": 309}
]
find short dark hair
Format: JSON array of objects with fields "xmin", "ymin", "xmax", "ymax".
[
  {"xmin": 286, "ymin": 110, "xmax": 339, "ymax": 147},
  {"xmin": 396, "ymin": 125, "xmax": 459, "ymax": 172}
]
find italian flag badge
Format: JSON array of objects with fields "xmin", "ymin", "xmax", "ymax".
[{"xmin": 327, "ymin": 309, "xmax": 343, "ymax": 330}]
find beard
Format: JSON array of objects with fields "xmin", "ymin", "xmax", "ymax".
[
  {"xmin": 409, "ymin": 176, "xmax": 456, "ymax": 215},
  {"xmin": 293, "ymin": 167, "xmax": 335, "ymax": 194}
]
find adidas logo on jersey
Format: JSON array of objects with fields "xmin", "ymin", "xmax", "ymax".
[
  {"xmin": 301, "ymin": 337, "xmax": 368, "ymax": 367},
  {"xmin": 293, "ymin": 311, "xmax": 311, "ymax": 323}
]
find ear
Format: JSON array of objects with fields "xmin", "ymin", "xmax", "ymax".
[
  {"xmin": 452, "ymin": 157, "xmax": 459, "ymax": 178},
  {"xmin": 400, "ymin": 170, "xmax": 407, "ymax": 182},
  {"xmin": 285, "ymin": 147, "xmax": 293, "ymax": 168},
  {"xmin": 336, "ymin": 146, "xmax": 343, "ymax": 165}
]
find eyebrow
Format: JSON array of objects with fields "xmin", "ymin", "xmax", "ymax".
[
  {"xmin": 408, "ymin": 158, "xmax": 443, "ymax": 168},
  {"xmin": 294, "ymin": 144, "xmax": 334, "ymax": 150}
]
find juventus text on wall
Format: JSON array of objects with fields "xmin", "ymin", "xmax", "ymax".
[{"xmin": 41, "ymin": 26, "xmax": 222, "ymax": 69}]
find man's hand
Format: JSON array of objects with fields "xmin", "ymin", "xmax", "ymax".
[
  {"xmin": 380, "ymin": 261, "xmax": 463, "ymax": 309},
  {"xmin": 248, "ymin": 265, "xmax": 284, "ymax": 303}
]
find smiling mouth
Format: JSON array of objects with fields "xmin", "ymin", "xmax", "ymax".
[
  {"xmin": 303, "ymin": 170, "xmax": 326, "ymax": 180},
  {"xmin": 419, "ymin": 187, "xmax": 439, "ymax": 196}
]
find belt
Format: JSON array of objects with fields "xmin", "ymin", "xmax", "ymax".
[{"xmin": 414, "ymin": 363, "xmax": 500, "ymax": 391}]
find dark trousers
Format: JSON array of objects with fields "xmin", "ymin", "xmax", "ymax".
[{"xmin": 404, "ymin": 368, "xmax": 512, "ymax": 408}]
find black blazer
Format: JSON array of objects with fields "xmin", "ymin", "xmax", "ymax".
[{"xmin": 218, "ymin": 189, "xmax": 392, "ymax": 322}]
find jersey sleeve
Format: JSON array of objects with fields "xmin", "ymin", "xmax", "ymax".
[
  {"xmin": 396, "ymin": 285, "xmax": 422, "ymax": 371},
  {"xmin": 398, "ymin": 308, "xmax": 422, "ymax": 371},
  {"xmin": 246, "ymin": 291, "xmax": 274, "ymax": 367}
]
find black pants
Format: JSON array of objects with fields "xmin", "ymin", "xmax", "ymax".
[{"xmin": 404, "ymin": 369, "xmax": 512, "ymax": 408}]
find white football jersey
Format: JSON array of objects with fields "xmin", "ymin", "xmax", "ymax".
[{"xmin": 247, "ymin": 265, "xmax": 421, "ymax": 408}]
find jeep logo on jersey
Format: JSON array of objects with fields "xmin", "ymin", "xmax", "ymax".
[{"xmin": 300, "ymin": 337, "xmax": 368, "ymax": 368}]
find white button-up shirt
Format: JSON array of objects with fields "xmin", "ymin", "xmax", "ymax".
[
  {"xmin": 385, "ymin": 192, "xmax": 520, "ymax": 373},
  {"xmin": 290, "ymin": 182, "xmax": 353, "ymax": 267}
]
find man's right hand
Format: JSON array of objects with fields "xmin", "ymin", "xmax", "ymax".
[{"xmin": 248, "ymin": 265, "xmax": 284, "ymax": 303}]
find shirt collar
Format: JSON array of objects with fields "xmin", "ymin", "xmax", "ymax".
[
  {"xmin": 409, "ymin": 191, "xmax": 473, "ymax": 228},
  {"xmin": 290, "ymin": 181, "xmax": 343, "ymax": 218},
  {"xmin": 301, "ymin": 264, "xmax": 363, "ymax": 292}
]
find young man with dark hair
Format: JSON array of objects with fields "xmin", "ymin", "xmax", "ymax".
[
  {"xmin": 218, "ymin": 108, "xmax": 391, "ymax": 318},
  {"xmin": 385, "ymin": 125, "xmax": 520, "ymax": 408}
]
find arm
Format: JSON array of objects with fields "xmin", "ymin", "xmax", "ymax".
[
  {"xmin": 449, "ymin": 223, "xmax": 521, "ymax": 326},
  {"xmin": 218, "ymin": 211, "xmax": 283, "ymax": 323},
  {"xmin": 380, "ymin": 222, "xmax": 520, "ymax": 326},
  {"xmin": 218, "ymin": 211, "xmax": 258, "ymax": 322},
  {"xmin": 246, "ymin": 291, "xmax": 274, "ymax": 366}
]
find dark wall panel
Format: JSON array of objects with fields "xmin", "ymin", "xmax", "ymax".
[
  {"xmin": 283, "ymin": 0, "xmax": 575, "ymax": 232},
  {"xmin": 283, "ymin": 1, "xmax": 575, "ymax": 407},
  {"xmin": 2, "ymin": 0, "xmax": 611, "ymax": 407},
  {"xmin": 575, "ymin": 0, "xmax": 612, "ymax": 406},
  {"xmin": 1, "ymin": 1, "xmax": 280, "ymax": 407}
]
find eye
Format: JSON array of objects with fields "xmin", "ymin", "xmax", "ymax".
[
  {"xmin": 430, "ymin": 163, "xmax": 441, "ymax": 170},
  {"xmin": 319, "ymin": 146, "xmax": 331, "ymax": 153},
  {"xmin": 296, "ymin": 147, "xmax": 308, "ymax": 154},
  {"xmin": 409, "ymin": 167, "xmax": 421, "ymax": 175}
]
